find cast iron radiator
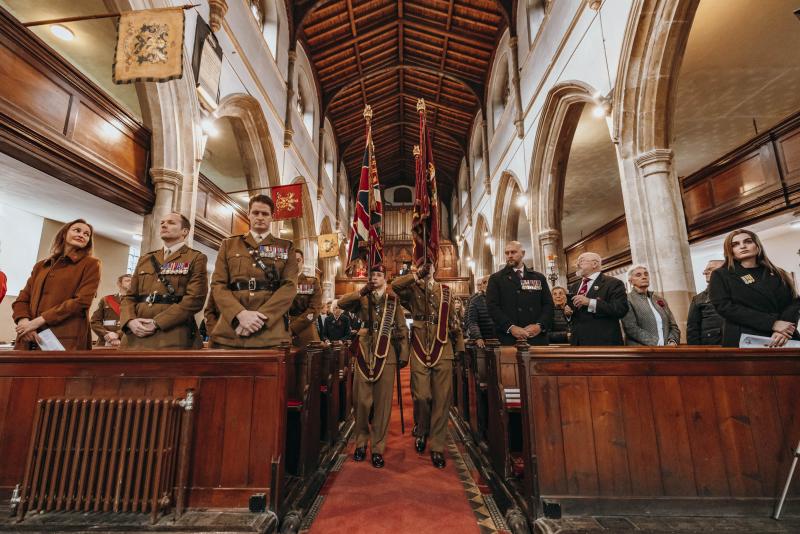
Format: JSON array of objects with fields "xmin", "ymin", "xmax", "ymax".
[{"xmin": 13, "ymin": 391, "xmax": 195, "ymax": 523}]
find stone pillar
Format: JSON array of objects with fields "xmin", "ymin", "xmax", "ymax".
[
  {"xmin": 509, "ymin": 36, "xmax": 525, "ymax": 139},
  {"xmin": 481, "ymin": 118, "xmax": 491, "ymax": 194},
  {"xmin": 632, "ymin": 148, "xmax": 695, "ymax": 338},
  {"xmin": 142, "ymin": 168, "xmax": 183, "ymax": 252},
  {"xmin": 538, "ymin": 228, "xmax": 567, "ymax": 288},
  {"xmin": 283, "ymin": 49, "xmax": 297, "ymax": 148}
]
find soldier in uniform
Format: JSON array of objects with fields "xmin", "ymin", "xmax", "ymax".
[
  {"xmin": 210, "ymin": 195, "xmax": 298, "ymax": 348},
  {"xmin": 90, "ymin": 274, "xmax": 131, "ymax": 346},
  {"xmin": 288, "ymin": 249, "xmax": 322, "ymax": 347},
  {"xmin": 392, "ymin": 262, "xmax": 464, "ymax": 469},
  {"xmin": 338, "ymin": 265, "xmax": 409, "ymax": 468},
  {"xmin": 120, "ymin": 213, "xmax": 208, "ymax": 350}
]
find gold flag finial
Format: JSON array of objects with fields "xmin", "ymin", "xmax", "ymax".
[
  {"xmin": 363, "ymin": 105, "xmax": 373, "ymax": 121},
  {"xmin": 416, "ymin": 98, "xmax": 426, "ymax": 113},
  {"xmin": 413, "ymin": 145, "xmax": 420, "ymax": 158}
]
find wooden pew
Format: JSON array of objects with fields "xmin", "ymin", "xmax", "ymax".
[
  {"xmin": 319, "ymin": 341, "xmax": 344, "ymax": 445},
  {"xmin": 285, "ymin": 342, "xmax": 323, "ymax": 480},
  {"xmin": 453, "ymin": 344, "xmax": 470, "ymax": 422},
  {"xmin": 516, "ymin": 345, "xmax": 800, "ymax": 520},
  {"xmin": 0, "ymin": 349, "xmax": 289, "ymax": 514},
  {"xmin": 338, "ymin": 340, "xmax": 353, "ymax": 424},
  {"xmin": 465, "ymin": 340, "xmax": 492, "ymax": 443},
  {"xmin": 486, "ymin": 341, "xmax": 524, "ymax": 481}
]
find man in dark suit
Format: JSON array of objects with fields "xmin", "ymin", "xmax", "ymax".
[
  {"xmin": 567, "ymin": 252, "xmax": 628, "ymax": 345},
  {"xmin": 486, "ymin": 241, "xmax": 553, "ymax": 345}
]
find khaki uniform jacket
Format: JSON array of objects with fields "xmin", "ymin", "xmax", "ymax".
[
  {"xmin": 289, "ymin": 273, "xmax": 322, "ymax": 347},
  {"xmin": 338, "ymin": 289, "xmax": 410, "ymax": 366},
  {"xmin": 120, "ymin": 245, "xmax": 208, "ymax": 350},
  {"xmin": 210, "ymin": 233, "xmax": 298, "ymax": 348},
  {"xmin": 12, "ymin": 250, "xmax": 101, "ymax": 351},
  {"xmin": 391, "ymin": 274, "xmax": 465, "ymax": 360},
  {"xmin": 90, "ymin": 295, "xmax": 122, "ymax": 342}
]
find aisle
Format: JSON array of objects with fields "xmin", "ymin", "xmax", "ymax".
[{"xmin": 305, "ymin": 367, "xmax": 482, "ymax": 534}]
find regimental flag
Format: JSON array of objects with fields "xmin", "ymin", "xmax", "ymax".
[
  {"xmin": 412, "ymin": 99, "xmax": 440, "ymax": 268},
  {"xmin": 271, "ymin": 184, "xmax": 303, "ymax": 220},
  {"xmin": 113, "ymin": 7, "xmax": 185, "ymax": 84},
  {"xmin": 347, "ymin": 107, "xmax": 383, "ymax": 272}
]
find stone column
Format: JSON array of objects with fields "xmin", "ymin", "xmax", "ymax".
[
  {"xmin": 142, "ymin": 168, "xmax": 183, "ymax": 252},
  {"xmin": 509, "ymin": 36, "xmax": 525, "ymax": 139},
  {"xmin": 283, "ymin": 49, "xmax": 297, "ymax": 148},
  {"xmin": 538, "ymin": 228, "xmax": 567, "ymax": 288},
  {"xmin": 481, "ymin": 118, "xmax": 491, "ymax": 194},
  {"xmin": 632, "ymin": 148, "xmax": 695, "ymax": 338}
]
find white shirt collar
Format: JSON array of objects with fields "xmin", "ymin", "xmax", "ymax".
[
  {"xmin": 250, "ymin": 230, "xmax": 270, "ymax": 242},
  {"xmin": 163, "ymin": 241, "xmax": 185, "ymax": 257},
  {"xmin": 583, "ymin": 271, "xmax": 601, "ymax": 282}
]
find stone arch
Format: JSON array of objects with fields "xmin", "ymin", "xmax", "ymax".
[
  {"xmin": 527, "ymin": 80, "xmax": 597, "ymax": 276},
  {"xmin": 214, "ymin": 93, "xmax": 281, "ymax": 192},
  {"xmin": 492, "ymin": 171, "xmax": 527, "ymax": 261},
  {"xmin": 473, "ymin": 215, "xmax": 494, "ymax": 278}
]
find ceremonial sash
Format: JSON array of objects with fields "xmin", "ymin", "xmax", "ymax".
[
  {"xmin": 104, "ymin": 295, "xmax": 121, "ymax": 316},
  {"xmin": 411, "ymin": 285, "xmax": 450, "ymax": 368},
  {"xmin": 354, "ymin": 294, "xmax": 397, "ymax": 383}
]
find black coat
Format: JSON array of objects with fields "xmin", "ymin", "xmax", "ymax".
[
  {"xmin": 567, "ymin": 273, "xmax": 628, "ymax": 346},
  {"xmin": 324, "ymin": 313, "xmax": 352, "ymax": 341},
  {"xmin": 486, "ymin": 265, "xmax": 553, "ymax": 346},
  {"xmin": 686, "ymin": 289, "xmax": 723, "ymax": 345},
  {"xmin": 316, "ymin": 314, "xmax": 329, "ymax": 340},
  {"xmin": 708, "ymin": 264, "xmax": 800, "ymax": 347}
]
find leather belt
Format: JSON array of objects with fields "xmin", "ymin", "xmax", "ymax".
[
  {"xmin": 413, "ymin": 314, "xmax": 438, "ymax": 322},
  {"xmin": 228, "ymin": 280, "xmax": 277, "ymax": 291},
  {"xmin": 134, "ymin": 294, "xmax": 183, "ymax": 304}
]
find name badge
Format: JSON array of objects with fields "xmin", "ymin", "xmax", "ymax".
[
  {"xmin": 103, "ymin": 320, "xmax": 117, "ymax": 326},
  {"xmin": 741, "ymin": 274, "xmax": 755, "ymax": 284},
  {"xmin": 521, "ymin": 280, "xmax": 542, "ymax": 291}
]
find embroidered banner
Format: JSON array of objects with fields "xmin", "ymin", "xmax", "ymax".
[
  {"xmin": 113, "ymin": 7, "xmax": 185, "ymax": 84},
  {"xmin": 317, "ymin": 233, "xmax": 339, "ymax": 258},
  {"xmin": 271, "ymin": 184, "xmax": 304, "ymax": 220}
]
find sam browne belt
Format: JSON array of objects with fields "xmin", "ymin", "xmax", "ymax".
[{"xmin": 228, "ymin": 279, "xmax": 279, "ymax": 291}]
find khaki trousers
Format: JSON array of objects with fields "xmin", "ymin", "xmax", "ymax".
[
  {"xmin": 410, "ymin": 356, "xmax": 453, "ymax": 453},
  {"xmin": 352, "ymin": 362, "xmax": 396, "ymax": 454}
]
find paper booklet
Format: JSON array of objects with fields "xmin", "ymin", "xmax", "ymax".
[
  {"xmin": 739, "ymin": 333, "xmax": 800, "ymax": 348},
  {"xmin": 36, "ymin": 329, "xmax": 66, "ymax": 351}
]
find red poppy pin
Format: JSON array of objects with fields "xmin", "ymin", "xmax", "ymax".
[{"xmin": 656, "ymin": 299, "xmax": 665, "ymax": 307}]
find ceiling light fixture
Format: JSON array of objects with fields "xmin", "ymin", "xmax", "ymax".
[
  {"xmin": 50, "ymin": 24, "xmax": 75, "ymax": 41},
  {"xmin": 515, "ymin": 195, "xmax": 527, "ymax": 208},
  {"xmin": 201, "ymin": 117, "xmax": 218, "ymax": 137}
]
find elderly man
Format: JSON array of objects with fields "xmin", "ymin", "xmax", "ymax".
[
  {"xmin": 566, "ymin": 252, "xmax": 628, "ymax": 345},
  {"xmin": 486, "ymin": 241, "xmax": 553, "ymax": 346},
  {"xmin": 464, "ymin": 276, "xmax": 495, "ymax": 347},
  {"xmin": 687, "ymin": 260, "xmax": 725, "ymax": 345},
  {"xmin": 622, "ymin": 265, "xmax": 680, "ymax": 346}
]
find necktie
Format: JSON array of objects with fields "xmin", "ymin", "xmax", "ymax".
[
  {"xmin": 578, "ymin": 277, "xmax": 591, "ymax": 295},
  {"xmin": 517, "ymin": 269, "xmax": 523, "ymax": 279}
]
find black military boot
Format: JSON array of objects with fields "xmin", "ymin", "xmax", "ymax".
[
  {"xmin": 414, "ymin": 435, "xmax": 427, "ymax": 453},
  {"xmin": 371, "ymin": 453, "xmax": 384, "ymax": 468},
  {"xmin": 353, "ymin": 446, "xmax": 366, "ymax": 462},
  {"xmin": 431, "ymin": 451, "xmax": 446, "ymax": 469}
]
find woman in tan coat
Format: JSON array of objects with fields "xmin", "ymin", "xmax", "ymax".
[{"xmin": 12, "ymin": 219, "xmax": 101, "ymax": 351}]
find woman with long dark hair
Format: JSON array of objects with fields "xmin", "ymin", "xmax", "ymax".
[
  {"xmin": 12, "ymin": 219, "xmax": 101, "ymax": 350},
  {"xmin": 709, "ymin": 229, "xmax": 799, "ymax": 347}
]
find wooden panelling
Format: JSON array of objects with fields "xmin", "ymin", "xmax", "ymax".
[
  {"xmin": 517, "ymin": 346, "xmax": 800, "ymax": 517},
  {"xmin": 195, "ymin": 174, "xmax": 250, "ymax": 249},
  {"xmin": 0, "ymin": 8, "xmax": 153, "ymax": 214},
  {"xmin": 681, "ymin": 112, "xmax": 800, "ymax": 241},
  {"xmin": 0, "ymin": 350, "xmax": 288, "ymax": 510},
  {"xmin": 565, "ymin": 216, "xmax": 630, "ymax": 280}
]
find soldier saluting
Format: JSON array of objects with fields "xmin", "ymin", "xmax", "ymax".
[
  {"xmin": 392, "ymin": 262, "xmax": 464, "ymax": 469},
  {"xmin": 120, "ymin": 213, "xmax": 208, "ymax": 349},
  {"xmin": 210, "ymin": 195, "xmax": 298, "ymax": 348},
  {"xmin": 288, "ymin": 249, "xmax": 322, "ymax": 347},
  {"xmin": 338, "ymin": 264, "xmax": 409, "ymax": 468}
]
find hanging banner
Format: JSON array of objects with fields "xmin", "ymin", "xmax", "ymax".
[
  {"xmin": 317, "ymin": 233, "xmax": 339, "ymax": 259},
  {"xmin": 113, "ymin": 7, "xmax": 185, "ymax": 84},
  {"xmin": 272, "ymin": 184, "xmax": 304, "ymax": 220}
]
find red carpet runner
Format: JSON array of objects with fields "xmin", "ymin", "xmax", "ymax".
[{"xmin": 306, "ymin": 366, "xmax": 480, "ymax": 534}]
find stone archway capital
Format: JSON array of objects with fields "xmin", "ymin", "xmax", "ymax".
[
  {"xmin": 635, "ymin": 148, "xmax": 673, "ymax": 177},
  {"xmin": 149, "ymin": 167, "xmax": 183, "ymax": 188},
  {"xmin": 538, "ymin": 228, "xmax": 561, "ymax": 245}
]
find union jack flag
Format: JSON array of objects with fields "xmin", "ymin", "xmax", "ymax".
[{"xmin": 347, "ymin": 115, "xmax": 383, "ymax": 271}]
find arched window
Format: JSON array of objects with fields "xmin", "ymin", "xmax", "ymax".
[
  {"xmin": 323, "ymin": 138, "xmax": 334, "ymax": 179},
  {"xmin": 459, "ymin": 161, "xmax": 468, "ymax": 208},
  {"xmin": 262, "ymin": 0, "xmax": 279, "ymax": 57},
  {"xmin": 471, "ymin": 126, "xmax": 483, "ymax": 178},
  {"xmin": 296, "ymin": 77, "xmax": 314, "ymax": 138},
  {"xmin": 394, "ymin": 187, "xmax": 412, "ymax": 203},
  {"xmin": 526, "ymin": 0, "xmax": 546, "ymax": 47},
  {"xmin": 249, "ymin": 0, "xmax": 264, "ymax": 29},
  {"xmin": 492, "ymin": 59, "xmax": 510, "ymax": 128}
]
